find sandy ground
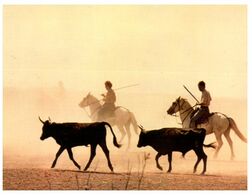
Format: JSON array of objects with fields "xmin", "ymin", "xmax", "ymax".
[{"xmin": 3, "ymin": 150, "xmax": 247, "ymax": 190}]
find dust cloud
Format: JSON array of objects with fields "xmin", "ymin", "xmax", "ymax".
[{"xmin": 3, "ymin": 82, "xmax": 247, "ymax": 176}]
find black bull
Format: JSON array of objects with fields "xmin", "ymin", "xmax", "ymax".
[
  {"xmin": 39, "ymin": 117, "xmax": 121, "ymax": 172},
  {"xmin": 137, "ymin": 127, "xmax": 215, "ymax": 174}
]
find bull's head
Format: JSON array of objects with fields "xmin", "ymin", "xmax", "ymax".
[
  {"xmin": 167, "ymin": 96, "xmax": 182, "ymax": 115},
  {"xmin": 137, "ymin": 125, "xmax": 147, "ymax": 147},
  {"xmin": 39, "ymin": 116, "xmax": 52, "ymax": 140}
]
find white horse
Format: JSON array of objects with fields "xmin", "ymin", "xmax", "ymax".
[
  {"xmin": 79, "ymin": 93, "xmax": 138, "ymax": 149},
  {"xmin": 167, "ymin": 97, "xmax": 247, "ymax": 159}
]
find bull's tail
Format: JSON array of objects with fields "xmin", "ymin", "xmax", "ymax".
[
  {"xmin": 129, "ymin": 112, "xmax": 139, "ymax": 135},
  {"xmin": 229, "ymin": 117, "xmax": 247, "ymax": 143},
  {"xmin": 203, "ymin": 142, "xmax": 216, "ymax": 149},
  {"xmin": 103, "ymin": 122, "xmax": 121, "ymax": 148}
]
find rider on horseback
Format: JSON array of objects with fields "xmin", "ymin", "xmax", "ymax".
[
  {"xmin": 97, "ymin": 81, "xmax": 116, "ymax": 121},
  {"xmin": 190, "ymin": 81, "xmax": 212, "ymax": 128}
]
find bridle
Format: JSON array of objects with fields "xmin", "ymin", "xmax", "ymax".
[
  {"xmin": 81, "ymin": 96, "xmax": 101, "ymax": 120},
  {"xmin": 172, "ymin": 99, "xmax": 197, "ymax": 124}
]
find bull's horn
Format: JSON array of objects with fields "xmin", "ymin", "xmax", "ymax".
[
  {"xmin": 38, "ymin": 116, "xmax": 45, "ymax": 124},
  {"xmin": 138, "ymin": 125, "xmax": 145, "ymax": 133},
  {"xmin": 48, "ymin": 117, "xmax": 51, "ymax": 122}
]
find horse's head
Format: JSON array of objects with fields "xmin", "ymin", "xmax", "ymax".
[
  {"xmin": 79, "ymin": 92, "xmax": 100, "ymax": 108},
  {"xmin": 167, "ymin": 96, "xmax": 188, "ymax": 115},
  {"xmin": 78, "ymin": 92, "xmax": 91, "ymax": 108}
]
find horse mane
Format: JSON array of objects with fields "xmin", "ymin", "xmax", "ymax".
[
  {"xmin": 87, "ymin": 93, "xmax": 101, "ymax": 106},
  {"xmin": 180, "ymin": 97, "xmax": 193, "ymax": 107}
]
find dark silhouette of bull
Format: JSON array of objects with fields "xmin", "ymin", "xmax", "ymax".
[
  {"xmin": 39, "ymin": 117, "xmax": 121, "ymax": 172},
  {"xmin": 137, "ymin": 126, "xmax": 215, "ymax": 174}
]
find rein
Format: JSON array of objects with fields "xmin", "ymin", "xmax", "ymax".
[
  {"xmin": 84, "ymin": 106, "xmax": 101, "ymax": 120},
  {"xmin": 82, "ymin": 98, "xmax": 101, "ymax": 120},
  {"xmin": 171, "ymin": 99, "xmax": 198, "ymax": 125}
]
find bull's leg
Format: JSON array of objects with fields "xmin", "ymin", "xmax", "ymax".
[
  {"xmin": 167, "ymin": 152, "xmax": 172, "ymax": 173},
  {"xmin": 193, "ymin": 148, "xmax": 207, "ymax": 174},
  {"xmin": 201, "ymin": 153, "xmax": 207, "ymax": 175},
  {"xmin": 99, "ymin": 142, "xmax": 114, "ymax": 172},
  {"xmin": 193, "ymin": 156, "xmax": 201, "ymax": 173},
  {"xmin": 67, "ymin": 148, "xmax": 81, "ymax": 170},
  {"xmin": 51, "ymin": 146, "xmax": 65, "ymax": 168},
  {"xmin": 84, "ymin": 144, "xmax": 97, "ymax": 171},
  {"xmin": 155, "ymin": 153, "xmax": 163, "ymax": 171}
]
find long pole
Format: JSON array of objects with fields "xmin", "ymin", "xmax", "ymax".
[
  {"xmin": 183, "ymin": 85, "xmax": 200, "ymax": 103},
  {"xmin": 85, "ymin": 83, "xmax": 139, "ymax": 106},
  {"xmin": 114, "ymin": 83, "xmax": 139, "ymax": 91}
]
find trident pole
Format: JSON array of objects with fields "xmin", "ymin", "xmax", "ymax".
[{"xmin": 183, "ymin": 85, "xmax": 200, "ymax": 103}]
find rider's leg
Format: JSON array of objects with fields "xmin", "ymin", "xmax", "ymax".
[{"xmin": 190, "ymin": 109, "xmax": 204, "ymax": 128}]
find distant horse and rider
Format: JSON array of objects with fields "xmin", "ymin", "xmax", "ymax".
[
  {"xmin": 78, "ymin": 81, "xmax": 138, "ymax": 149},
  {"xmin": 167, "ymin": 81, "xmax": 247, "ymax": 159}
]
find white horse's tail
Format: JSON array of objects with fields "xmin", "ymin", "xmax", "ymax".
[
  {"xmin": 129, "ymin": 112, "xmax": 139, "ymax": 135},
  {"xmin": 229, "ymin": 118, "xmax": 247, "ymax": 143}
]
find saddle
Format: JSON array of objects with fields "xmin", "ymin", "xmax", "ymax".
[
  {"xmin": 190, "ymin": 108, "xmax": 215, "ymax": 125},
  {"xmin": 197, "ymin": 113, "xmax": 215, "ymax": 124}
]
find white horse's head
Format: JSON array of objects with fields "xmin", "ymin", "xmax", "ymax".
[{"xmin": 167, "ymin": 96, "xmax": 190, "ymax": 115}]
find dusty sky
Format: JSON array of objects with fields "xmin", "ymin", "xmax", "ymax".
[{"xmin": 3, "ymin": 5, "xmax": 247, "ymax": 98}]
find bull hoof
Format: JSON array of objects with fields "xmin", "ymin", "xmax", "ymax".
[
  {"xmin": 157, "ymin": 166, "xmax": 163, "ymax": 171},
  {"xmin": 200, "ymin": 172, "xmax": 205, "ymax": 175},
  {"xmin": 167, "ymin": 170, "xmax": 171, "ymax": 173}
]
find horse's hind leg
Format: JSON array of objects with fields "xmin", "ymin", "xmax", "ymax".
[
  {"xmin": 213, "ymin": 132, "xmax": 223, "ymax": 159},
  {"xmin": 224, "ymin": 128, "xmax": 235, "ymax": 160},
  {"xmin": 67, "ymin": 148, "xmax": 81, "ymax": 170}
]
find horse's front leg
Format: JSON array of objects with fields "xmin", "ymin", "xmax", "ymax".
[
  {"xmin": 213, "ymin": 132, "xmax": 223, "ymax": 158},
  {"xmin": 117, "ymin": 125, "xmax": 126, "ymax": 144},
  {"xmin": 125, "ymin": 123, "xmax": 131, "ymax": 150}
]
